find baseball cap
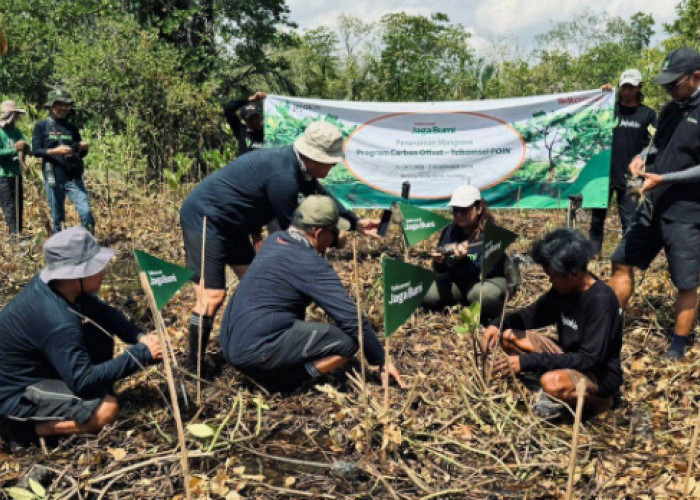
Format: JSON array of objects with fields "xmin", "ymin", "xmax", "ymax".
[
  {"xmin": 241, "ymin": 103, "xmax": 262, "ymax": 121},
  {"xmin": 654, "ymin": 47, "xmax": 700, "ymax": 85},
  {"xmin": 294, "ymin": 122, "xmax": 344, "ymax": 165},
  {"xmin": 448, "ymin": 184, "xmax": 481, "ymax": 208},
  {"xmin": 292, "ymin": 195, "xmax": 351, "ymax": 231},
  {"xmin": 40, "ymin": 227, "xmax": 114, "ymax": 283},
  {"xmin": 619, "ymin": 69, "xmax": 642, "ymax": 87}
]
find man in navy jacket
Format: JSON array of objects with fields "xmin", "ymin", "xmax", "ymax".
[
  {"xmin": 219, "ymin": 195, "xmax": 405, "ymax": 393},
  {"xmin": 0, "ymin": 227, "xmax": 162, "ymax": 450}
]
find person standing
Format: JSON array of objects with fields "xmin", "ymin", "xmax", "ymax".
[
  {"xmin": 223, "ymin": 91, "xmax": 266, "ymax": 156},
  {"xmin": 610, "ymin": 47, "xmax": 700, "ymax": 360},
  {"xmin": 589, "ymin": 69, "xmax": 656, "ymax": 254},
  {"xmin": 32, "ymin": 88, "xmax": 95, "ymax": 234},
  {"xmin": 0, "ymin": 100, "xmax": 29, "ymax": 235}
]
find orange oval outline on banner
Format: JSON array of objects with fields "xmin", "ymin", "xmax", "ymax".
[{"xmin": 342, "ymin": 111, "xmax": 527, "ymax": 199}]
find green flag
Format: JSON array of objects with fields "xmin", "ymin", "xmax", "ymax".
[
  {"xmin": 398, "ymin": 202, "xmax": 451, "ymax": 247},
  {"xmin": 134, "ymin": 250, "xmax": 194, "ymax": 310},
  {"xmin": 382, "ymin": 257, "xmax": 435, "ymax": 337},
  {"xmin": 482, "ymin": 222, "xmax": 517, "ymax": 276}
]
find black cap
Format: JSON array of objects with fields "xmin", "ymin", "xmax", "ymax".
[
  {"xmin": 654, "ymin": 47, "xmax": 700, "ymax": 85},
  {"xmin": 241, "ymin": 103, "xmax": 262, "ymax": 120}
]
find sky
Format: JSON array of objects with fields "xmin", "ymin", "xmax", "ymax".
[{"xmin": 285, "ymin": 0, "xmax": 678, "ymax": 57}]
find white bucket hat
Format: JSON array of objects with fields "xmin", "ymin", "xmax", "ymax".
[
  {"xmin": 294, "ymin": 121, "xmax": 344, "ymax": 164},
  {"xmin": 448, "ymin": 184, "xmax": 481, "ymax": 208},
  {"xmin": 40, "ymin": 227, "xmax": 115, "ymax": 283}
]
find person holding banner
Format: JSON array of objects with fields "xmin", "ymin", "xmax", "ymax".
[
  {"xmin": 0, "ymin": 227, "xmax": 162, "ymax": 450},
  {"xmin": 589, "ymin": 69, "xmax": 656, "ymax": 255},
  {"xmin": 610, "ymin": 47, "xmax": 700, "ymax": 360},
  {"xmin": 482, "ymin": 229, "xmax": 622, "ymax": 419},
  {"xmin": 222, "ymin": 91, "xmax": 266, "ymax": 156},
  {"xmin": 422, "ymin": 185, "xmax": 508, "ymax": 323},
  {"xmin": 179, "ymin": 121, "xmax": 379, "ymax": 376},
  {"xmin": 219, "ymin": 195, "xmax": 404, "ymax": 393}
]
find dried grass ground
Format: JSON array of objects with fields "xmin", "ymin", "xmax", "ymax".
[{"xmin": 0, "ymin": 173, "xmax": 699, "ymax": 499}]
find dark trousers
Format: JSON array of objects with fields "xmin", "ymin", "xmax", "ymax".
[
  {"xmin": 589, "ymin": 186, "xmax": 636, "ymax": 254},
  {"xmin": 0, "ymin": 176, "xmax": 23, "ymax": 234}
]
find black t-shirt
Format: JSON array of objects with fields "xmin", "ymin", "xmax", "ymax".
[
  {"xmin": 497, "ymin": 278, "xmax": 623, "ymax": 397},
  {"xmin": 222, "ymin": 99, "xmax": 264, "ymax": 156},
  {"xmin": 610, "ymin": 103, "xmax": 656, "ymax": 188}
]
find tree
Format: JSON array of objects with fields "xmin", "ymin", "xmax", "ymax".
[{"xmin": 373, "ymin": 13, "xmax": 474, "ymax": 102}]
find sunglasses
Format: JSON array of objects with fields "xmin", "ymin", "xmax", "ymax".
[
  {"xmin": 452, "ymin": 205, "xmax": 477, "ymax": 215},
  {"xmin": 663, "ymin": 75, "xmax": 689, "ymax": 93}
]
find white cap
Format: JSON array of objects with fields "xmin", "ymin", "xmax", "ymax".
[
  {"xmin": 619, "ymin": 69, "xmax": 643, "ymax": 87},
  {"xmin": 448, "ymin": 184, "xmax": 481, "ymax": 207}
]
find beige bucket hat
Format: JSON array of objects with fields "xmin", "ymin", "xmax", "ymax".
[{"xmin": 294, "ymin": 121, "xmax": 344, "ymax": 165}]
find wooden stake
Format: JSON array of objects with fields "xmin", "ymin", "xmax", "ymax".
[
  {"xmin": 381, "ymin": 334, "xmax": 391, "ymax": 463},
  {"xmin": 197, "ymin": 216, "xmax": 207, "ymax": 406},
  {"xmin": 139, "ymin": 272, "xmax": 192, "ymax": 499},
  {"xmin": 352, "ymin": 237, "xmax": 370, "ymax": 452},
  {"xmin": 684, "ymin": 405, "xmax": 700, "ymax": 497},
  {"xmin": 14, "ymin": 175, "xmax": 20, "ymax": 242},
  {"xmin": 565, "ymin": 377, "xmax": 587, "ymax": 500}
]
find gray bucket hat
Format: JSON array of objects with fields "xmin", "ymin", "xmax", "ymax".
[
  {"xmin": 294, "ymin": 121, "xmax": 345, "ymax": 164},
  {"xmin": 40, "ymin": 227, "xmax": 115, "ymax": 283}
]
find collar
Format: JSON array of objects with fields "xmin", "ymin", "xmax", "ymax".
[
  {"xmin": 293, "ymin": 145, "xmax": 313, "ymax": 181},
  {"xmin": 286, "ymin": 226, "xmax": 314, "ymax": 249},
  {"xmin": 676, "ymin": 86, "xmax": 700, "ymax": 110}
]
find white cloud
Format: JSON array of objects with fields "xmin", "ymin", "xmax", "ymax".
[{"xmin": 285, "ymin": 0, "xmax": 678, "ymax": 54}]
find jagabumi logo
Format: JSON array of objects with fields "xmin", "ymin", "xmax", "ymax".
[
  {"xmin": 411, "ymin": 122, "xmax": 456, "ymax": 135},
  {"xmin": 148, "ymin": 269, "xmax": 177, "ymax": 287},
  {"xmin": 389, "ymin": 281, "xmax": 424, "ymax": 305}
]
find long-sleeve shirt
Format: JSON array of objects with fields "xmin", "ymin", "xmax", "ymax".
[
  {"xmin": 0, "ymin": 126, "xmax": 26, "ymax": 177},
  {"xmin": 433, "ymin": 222, "xmax": 505, "ymax": 285},
  {"xmin": 219, "ymin": 229, "xmax": 385, "ymax": 367},
  {"xmin": 496, "ymin": 278, "xmax": 622, "ymax": 396},
  {"xmin": 0, "ymin": 275, "xmax": 152, "ymax": 417},
  {"xmin": 223, "ymin": 98, "xmax": 264, "ymax": 155},
  {"xmin": 180, "ymin": 145, "xmax": 358, "ymax": 236},
  {"xmin": 32, "ymin": 116, "xmax": 87, "ymax": 181}
]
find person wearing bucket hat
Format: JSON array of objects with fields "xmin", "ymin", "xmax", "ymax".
[
  {"xmin": 610, "ymin": 46, "xmax": 700, "ymax": 361},
  {"xmin": 0, "ymin": 227, "xmax": 162, "ymax": 450},
  {"xmin": 0, "ymin": 100, "xmax": 30, "ymax": 234},
  {"xmin": 179, "ymin": 121, "xmax": 380, "ymax": 376},
  {"xmin": 219, "ymin": 195, "xmax": 406, "ymax": 393},
  {"xmin": 589, "ymin": 69, "xmax": 656, "ymax": 255},
  {"xmin": 421, "ymin": 185, "xmax": 514, "ymax": 324},
  {"xmin": 32, "ymin": 87, "xmax": 95, "ymax": 234},
  {"xmin": 223, "ymin": 91, "xmax": 266, "ymax": 156}
]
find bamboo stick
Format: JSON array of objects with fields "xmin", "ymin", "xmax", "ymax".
[{"xmin": 565, "ymin": 377, "xmax": 587, "ymax": 500}]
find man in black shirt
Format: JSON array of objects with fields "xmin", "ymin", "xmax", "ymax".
[
  {"xmin": 482, "ymin": 229, "xmax": 622, "ymax": 417},
  {"xmin": 222, "ymin": 91, "xmax": 266, "ymax": 155},
  {"xmin": 610, "ymin": 47, "xmax": 700, "ymax": 360},
  {"xmin": 589, "ymin": 69, "xmax": 656, "ymax": 254}
]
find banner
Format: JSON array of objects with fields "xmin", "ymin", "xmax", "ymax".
[
  {"xmin": 482, "ymin": 222, "xmax": 517, "ymax": 276},
  {"xmin": 264, "ymin": 91, "xmax": 615, "ymax": 209},
  {"xmin": 134, "ymin": 250, "xmax": 194, "ymax": 310},
  {"xmin": 398, "ymin": 202, "xmax": 451, "ymax": 247},
  {"xmin": 382, "ymin": 258, "xmax": 435, "ymax": 337}
]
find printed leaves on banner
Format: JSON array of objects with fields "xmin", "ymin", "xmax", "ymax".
[
  {"xmin": 398, "ymin": 203, "xmax": 451, "ymax": 246},
  {"xmin": 482, "ymin": 221, "xmax": 517, "ymax": 276},
  {"xmin": 133, "ymin": 250, "xmax": 194, "ymax": 310},
  {"xmin": 383, "ymin": 257, "xmax": 435, "ymax": 337}
]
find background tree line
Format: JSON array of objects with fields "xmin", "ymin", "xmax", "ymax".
[{"xmin": 0, "ymin": 0, "xmax": 698, "ymax": 186}]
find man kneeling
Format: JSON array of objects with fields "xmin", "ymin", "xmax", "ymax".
[
  {"xmin": 219, "ymin": 195, "xmax": 405, "ymax": 393},
  {"xmin": 0, "ymin": 227, "xmax": 162, "ymax": 450},
  {"xmin": 481, "ymin": 229, "xmax": 622, "ymax": 418}
]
